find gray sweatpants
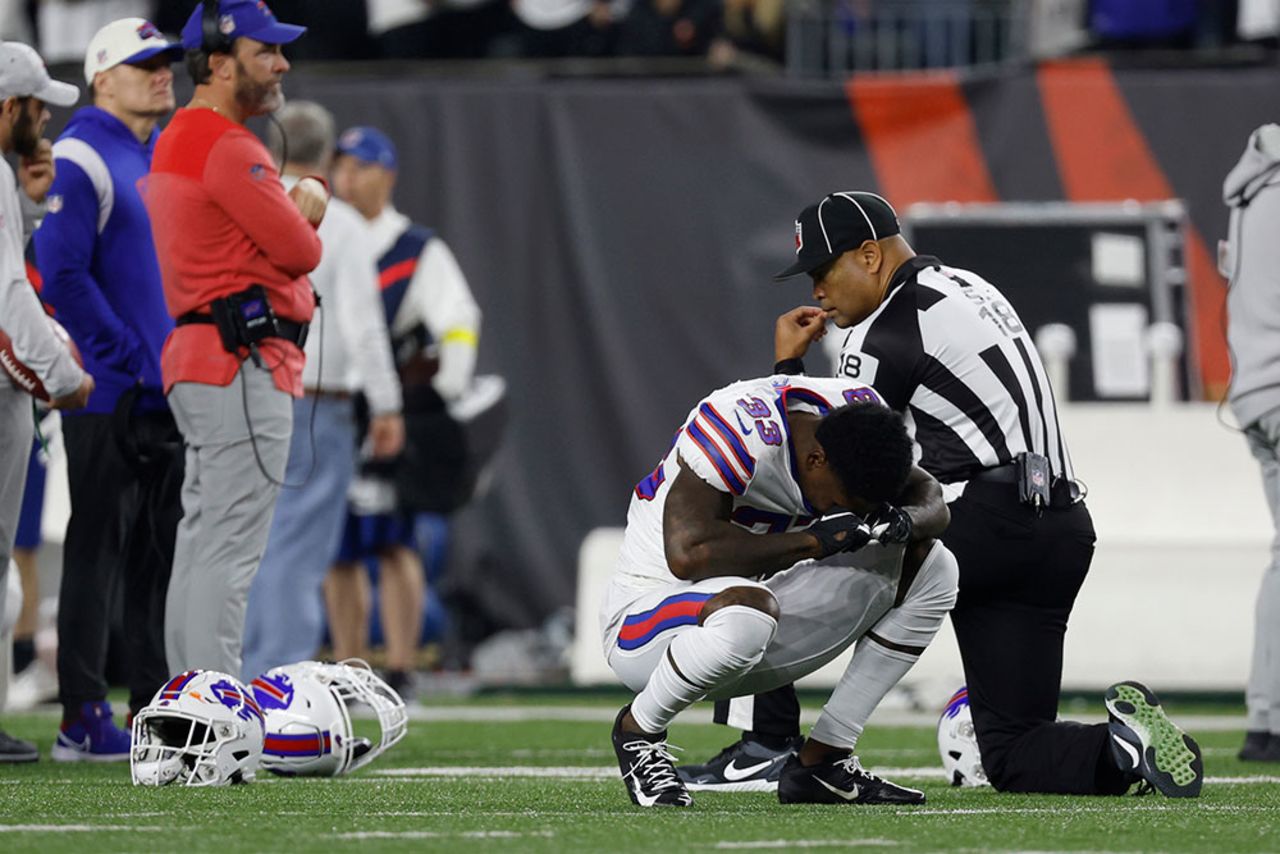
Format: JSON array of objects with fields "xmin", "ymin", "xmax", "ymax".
[
  {"xmin": 0, "ymin": 384, "xmax": 34, "ymax": 710},
  {"xmin": 1245, "ymin": 407, "xmax": 1280, "ymax": 735},
  {"xmin": 166, "ymin": 360, "xmax": 291, "ymax": 678}
]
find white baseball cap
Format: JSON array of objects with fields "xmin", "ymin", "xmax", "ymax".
[
  {"xmin": 84, "ymin": 18, "xmax": 184, "ymax": 85},
  {"xmin": 0, "ymin": 42, "xmax": 78, "ymax": 107}
]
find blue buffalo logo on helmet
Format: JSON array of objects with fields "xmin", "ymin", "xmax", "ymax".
[
  {"xmin": 210, "ymin": 678, "xmax": 265, "ymax": 726},
  {"xmin": 250, "ymin": 673, "xmax": 296, "ymax": 711},
  {"xmin": 942, "ymin": 686, "xmax": 969, "ymax": 719}
]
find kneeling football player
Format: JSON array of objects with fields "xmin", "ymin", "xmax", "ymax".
[{"xmin": 602, "ymin": 375, "xmax": 958, "ymax": 807}]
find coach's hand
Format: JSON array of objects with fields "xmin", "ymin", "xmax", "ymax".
[
  {"xmin": 289, "ymin": 176, "xmax": 329, "ymax": 227},
  {"xmin": 866, "ymin": 504, "xmax": 913, "ymax": 545},
  {"xmin": 19, "ymin": 139, "xmax": 55, "ymax": 204},
  {"xmin": 808, "ymin": 511, "xmax": 873, "ymax": 558},
  {"xmin": 775, "ymin": 306, "xmax": 827, "ymax": 362},
  {"xmin": 51, "ymin": 372, "xmax": 94, "ymax": 411}
]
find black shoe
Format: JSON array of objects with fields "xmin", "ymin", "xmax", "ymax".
[
  {"xmin": 1105, "ymin": 680, "xmax": 1203, "ymax": 798},
  {"xmin": 611, "ymin": 706, "xmax": 692, "ymax": 808},
  {"xmin": 677, "ymin": 735, "xmax": 804, "ymax": 792},
  {"xmin": 777, "ymin": 752, "xmax": 925, "ymax": 805},
  {"xmin": 1238, "ymin": 731, "xmax": 1280, "ymax": 762},
  {"xmin": 0, "ymin": 728, "xmax": 38, "ymax": 763}
]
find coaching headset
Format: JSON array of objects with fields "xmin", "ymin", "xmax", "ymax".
[{"xmin": 202, "ymin": 0, "xmax": 232, "ymax": 55}]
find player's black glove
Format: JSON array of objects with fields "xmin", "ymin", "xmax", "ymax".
[
  {"xmin": 808, "ymin": 511, "xmax": 874, "ymax": 557},
  {"xmin": 866, "ymin": 504, "xmax": 913, "ymax": 545}
]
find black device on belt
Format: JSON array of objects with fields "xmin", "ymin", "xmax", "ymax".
[
  {"xmin": 971, "ymin": 453, "xmax": 1079, "ymax": 511},
  {"xmin": 176, "ymin": 284, "xmax": 309, "ymax": 364}
]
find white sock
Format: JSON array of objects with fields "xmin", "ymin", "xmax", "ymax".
[
  {"xmin": 631, "ymin": 605, "xmax": 777, "ymax": 734},
  {"xmin": 809, "ymin": 544, "xmax": 959, "ymax": 750}
]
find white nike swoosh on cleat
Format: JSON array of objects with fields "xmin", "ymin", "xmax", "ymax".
[
  {"xmin": 1112, "ymin": 734, "xmax": 1141, "ymax": 769},
  {"xmin": 815, "ymin": 776, "xmax": 861, "ymax": 801},
  {"xmin": 630, "ymin": 778, "xmax": 662, "ymax": 807},
  {"xmin": 722, "ymin": 759, "xmax": 773, "ymax": 781}
]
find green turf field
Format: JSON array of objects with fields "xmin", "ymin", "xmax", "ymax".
[{"xmin": 1, "ymin": 694, "xmax": 1277, "ymax": 852}]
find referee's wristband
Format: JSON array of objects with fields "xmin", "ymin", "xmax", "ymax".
[{"xmin": 773, "ymin": 357, "xmax": 806, "ymax": 376}]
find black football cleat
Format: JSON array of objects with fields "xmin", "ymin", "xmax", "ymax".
[
  {"xmin": 1238, "ymin": 731, "xmax": 1280, "ymax": 762},
  {"xmin": 611, "ymin": 706, "xmax": 692, "ymax": 808},
  {"xmin": 1105, "ymin": 680, "xmax": 1203, "ymax": 798},
  {"xmin": 677, "ymin": 735, "xmax": 804, "ymax": 792},
  {"xmin": 777, "ymin": 752, "xmax": 925, "ymax": 805},
  {"xmin": 0, "ymin": 728, "xmax": 38, "ymax": 764}
]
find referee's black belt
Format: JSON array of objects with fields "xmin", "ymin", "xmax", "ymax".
[
  {"xmin": 968, "ymin": 463, "xmax": 1082, "ymax": 508},
  {"xmin": 176, "ymin": 312, "xmax": 309, "ymax": 348}
]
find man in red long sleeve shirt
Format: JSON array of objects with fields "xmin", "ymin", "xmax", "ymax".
[{"xmin": 142, "ymin": 0, "xmax": 326, "ymax": 678}]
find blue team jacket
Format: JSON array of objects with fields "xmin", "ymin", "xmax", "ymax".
[{"xmin": 34, "ymin": 106, "xmax": 173, "ymax": 415}]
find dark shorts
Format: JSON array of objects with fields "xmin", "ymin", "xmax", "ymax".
[
  {"xmin": 15, "ymin": 442, "xmax": 45, "ymax": 549},
  {"xmin": 336, "ymin": 511, "xmax": 419, "ymax": 562}
]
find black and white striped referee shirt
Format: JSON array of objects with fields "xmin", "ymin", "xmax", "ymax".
[{"xmin": 833, "ymin": 255, "xmax": 1075, "ymax": 486}]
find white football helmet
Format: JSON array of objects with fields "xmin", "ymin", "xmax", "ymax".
[
  {"xmin": 250, "ymin": 659, "xmax": 407, "ymax": 777},
  {"xmin": 938, "ymin": 686, "xmax": 989, "ymax": 787},
  {"xmin": 131, "ymin": 670, "xmax": 265, "ymax": 787}
]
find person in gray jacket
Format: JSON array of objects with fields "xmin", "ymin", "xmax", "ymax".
[{"xmin": 1224, "ymin": 123, "xmax": 1280, "ymax": 762}]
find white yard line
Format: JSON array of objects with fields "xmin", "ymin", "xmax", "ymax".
[
  {"xmin": 0, "ymin": 825, "xmax": 163, "ymax": 833},
  {"xmin": 713, "ymin": 841, "xmax": 898, "ymax": 849},
  {"xmin": 369, "ymin": 766, "xmax": 1280, "ymax": 786},
  {"xmin": 332, "ymin": 830, "xmax": 555, "ymax": 840}
]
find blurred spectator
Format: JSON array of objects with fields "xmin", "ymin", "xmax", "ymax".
[
  {"xmin": 240, "ymin": 101, "xmax": 404, "ymax": 683},
  {"xmin": 37, "ymin": 0, "xmax": 151, "ymax": 62},
  {"xmin": 1223, "ymin": 123, "xmax": 1280, "ymax": 763},
  {"xmin": 325, "ymin": 125, "xmax": 481, "ymax": 697},
  {"xmin": 35, "ymin": 17, "xmax": 186, "ymax": 760},
  {"xmin": 712, "ymin": 0, "xmax": 784, "ymax": 63},
  {"xmin": 259, "ymin": 0, "xmax": 376, "ymax": 60},
  {"xmin": 617, "ymin": 0, "xmax": 720, "ymax": 56},
  {"xmin": 371, "ymin": 0, "xmax": 515, "ymax": 59},
  {"xmin": 0, "ymin": 0, "xmax": 32, "ymax": 41},
  {"xmin": 1090, "ymin": 0, "xmax": 1197, "ymax": 48},
  {"xmin": 513, "ymin": 0, "xmax": 625, "ymax": 56}
]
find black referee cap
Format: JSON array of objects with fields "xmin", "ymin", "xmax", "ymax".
[{"xmin": 774, "ymin": 191, "xmax": 901, "ymax": 280}]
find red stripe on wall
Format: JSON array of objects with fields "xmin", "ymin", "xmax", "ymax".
[
  {"xmin": 847, "ymin": 71, "xmax": 998, "ymax": 207},
  {"xmin": 1037, "ymin": 58, "xmax": 1228, "ymax": 396}
]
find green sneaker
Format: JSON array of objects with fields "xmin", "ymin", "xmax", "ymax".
[{"xmin": 1105, "ymin": 681, "xmax": 1203, "ymax": 798}]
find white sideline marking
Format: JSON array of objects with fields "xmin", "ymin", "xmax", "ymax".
[
  {"xmin": 0, "ymin": 825, "xmax": 163, "ymax": 833},
  {"xmin": 714, "ymin": 841, "xmax": 897, "ymax": 849}
]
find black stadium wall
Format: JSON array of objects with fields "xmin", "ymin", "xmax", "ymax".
[{"xmin": 61, "ymin": 61, "xmax": 1280, "ymax": 632}]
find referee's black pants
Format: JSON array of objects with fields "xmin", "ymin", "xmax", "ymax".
[
  {"xmin": 58, "ymin": 411, "xmax": 183, "ymax": 721},
  {"xmin": 945, "ymin": 481, "xmax": 1128, "ymax": 795},
  {"xmin": 713, "ymin": 481, "xmax": 1132, "ymax": 795}
]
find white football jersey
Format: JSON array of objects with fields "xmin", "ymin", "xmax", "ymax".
[{"xmin": 611, "ymin": 374, "xmax": 886, "ymax": 598}]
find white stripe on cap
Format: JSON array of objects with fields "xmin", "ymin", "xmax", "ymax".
[
  {"xmin": 815, "ymin": 196, "xmax": 834, "ymax": 253},
  {"xmin": 833, "ymin": 191, "xmax": 877, "ymax": 241}
]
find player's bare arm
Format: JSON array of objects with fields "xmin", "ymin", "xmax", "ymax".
[
  {"xmin": 662, "ymin": 456, "xmax": 824, "ymax": 581},
  {"xmin": 890, "ymin": 465, "xmax": 949, "ymax": 541},
  {"xmin": 774, "ymin": 305, "xmax": 827, "ymax": 363}
]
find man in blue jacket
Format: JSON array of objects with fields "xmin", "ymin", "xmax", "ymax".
[{"xmin": 33, "ymin": 17, "xmax": 184, "ymax": 761}]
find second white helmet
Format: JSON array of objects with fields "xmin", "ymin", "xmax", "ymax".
[{"xmin": 250, "ymin": 659, "xmax": 407, "ymax": 777}]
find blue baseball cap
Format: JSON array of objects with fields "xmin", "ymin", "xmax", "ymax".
[
  {"xmin": 180, "ymin": 1, "xmax": 306, "ymax": 51},
  {"xmin": 335, "ymin": 126, "xmax": 398, "ymax": 171}
]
